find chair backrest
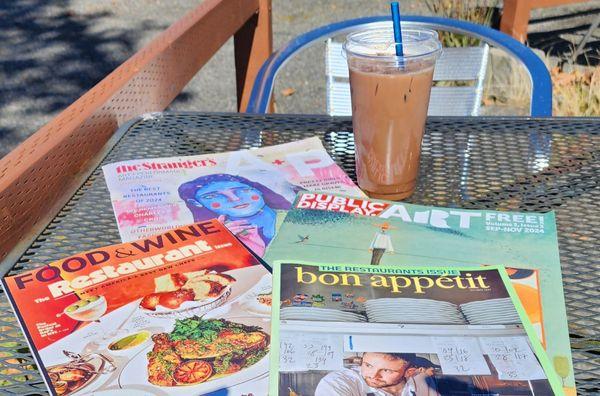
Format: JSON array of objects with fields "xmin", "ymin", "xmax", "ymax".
[
  {"xmin": 325, "ymin": 37, "xmax": 490, "ymax": 116},
  {"xmin": 247, "ymin": 15, "xmax": 552, "ymax": 116}
]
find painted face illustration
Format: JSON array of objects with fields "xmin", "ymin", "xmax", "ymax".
[{"xmin": 194, "ymin": 181, "xmax": 266, "ymax": 218}]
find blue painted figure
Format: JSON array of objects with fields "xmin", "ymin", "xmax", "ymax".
[{"xmin": 178, "ymin": 174, "xmax": 290, "ymax": 256}]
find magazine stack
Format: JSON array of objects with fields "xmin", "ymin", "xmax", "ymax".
[{"xmin": 2, "ymin": 139, "xmax": 571, "ymax": 396}]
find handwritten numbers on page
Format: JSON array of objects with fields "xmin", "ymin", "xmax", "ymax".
[
  {"xmin": 480, "ymin": 336, "xmax": 546, "ymax": 381},
  {"xmin": 432, "ymin": 337, "xmax": 491, "ymax": 375},
  {"xmin": 303, "ymin": 334, "xmax": 342, "ymax": 370},
  {"xmin": 280, "ymin": 334, "xmax": 301, "ymax": 371},
  {"xmin": 280, "ymin": 332, "xmax": 343, "ymax": 372}
]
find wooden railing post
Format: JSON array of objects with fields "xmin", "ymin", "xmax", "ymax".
[
  {"xmin": 501, "ymin": 0, "xmax": 532, "ymax": 43},
  {"xmin": 501, "ymin": 0, "xmax": 590, "ymax": 43},
  {"xmin": 234, "ymin": 0, "xmax": 273, "ymax": 112}
]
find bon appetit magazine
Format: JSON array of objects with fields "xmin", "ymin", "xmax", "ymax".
[
  {"xmin": 269, "ymin": 261, "xmax": 564, "ymax": 395},
  {"xmin": 264, "ymin": 192, "xmax": 573, "ymax": 394}
]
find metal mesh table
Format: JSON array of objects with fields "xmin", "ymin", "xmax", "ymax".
[{"xmin": 1, "ymin": 112, "xmax": 599, "ymax": 394}]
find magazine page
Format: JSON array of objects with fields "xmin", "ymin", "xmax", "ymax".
[
  {"xmin": 264, "ymin": 192, "xmax": 574, "ymax": 394},
  {"xmin": 2, "ymin": 220, "xmax": 272, "ymax": 396},
  {"xmin": 269, "ymin": 261, "xmax": 564, "ymax": 396},
  {"xmin": 102, "ymin": 137, "xmax": 364, "ymax": 255}
]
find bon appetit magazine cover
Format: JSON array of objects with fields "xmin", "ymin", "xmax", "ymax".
[
  {"xmin": 269, "ymin": 262, "xmax": 564, "ymax": 396},
  {"xmin": 265, "ymin": 192, "xmax": 573, "ymax": 394}
]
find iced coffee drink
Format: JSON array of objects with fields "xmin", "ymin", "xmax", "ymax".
[{"xmin": 344, "ymin": 26, "xmax": 441, "ymax": 199}]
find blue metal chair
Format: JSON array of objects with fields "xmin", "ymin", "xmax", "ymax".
[{"xmin": 247, "ymin": 16, "xmax": 552, "ymax": 116}]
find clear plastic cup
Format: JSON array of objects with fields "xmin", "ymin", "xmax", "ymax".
[{"xmin": 344, "ymin": 26, "xmax": 442, "ymax": 200}]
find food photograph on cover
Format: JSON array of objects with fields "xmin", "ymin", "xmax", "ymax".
[
  {"xmin": 2, "ymin": 220, "xmax": 273, "ymax": 395},
  {"xmin": 270, "ymin": 262, "xmax": 563, "ymax": 396}
]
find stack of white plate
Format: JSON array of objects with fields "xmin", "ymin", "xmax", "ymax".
[
  {"xmin": 280, "ymin": 307, "xmax": 366, "ymax": 322},
  {"xmin": 460, "ymin": 298, "xmax": 521, "ymax": 325},
  {"xmin": 364, "ymin": 298, "xmax": 466, "ymax": 324}
]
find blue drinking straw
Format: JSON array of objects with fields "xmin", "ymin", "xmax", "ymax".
[{"xmin": 390, "ymin": 2, "xmax": 404, "ymax": 57}]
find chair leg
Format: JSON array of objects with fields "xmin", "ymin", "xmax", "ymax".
[
  {"xmin": 501, "ymin": 0, "xmax": 532, "ymax": 43},
  {"xmin": 234, "ymin": 0, "xmax": 273, "ymax": 112}
]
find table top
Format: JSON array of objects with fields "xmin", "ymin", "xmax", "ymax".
[{"xmin": 1, "ymin": 112, "xmax": 599, "ymax": 394}]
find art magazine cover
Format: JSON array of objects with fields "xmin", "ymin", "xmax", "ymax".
[
  {"xmin": 264, "ymin": 192, "xmax": 574, "ymax": 394},
  {"xmin": 102, "ymin": 137, "xmax": 364, "ymax": 256},
  {"xmin": 2, "ymin": 220, "xmax": 272, "ymax": 396},
  {"xmin": 269, "ymin": 262, "xmax": 565, "ymax": 396}
]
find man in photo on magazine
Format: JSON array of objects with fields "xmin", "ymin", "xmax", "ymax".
[{"xmin": 315, "ymin": 352, "xmax": 439, "ymax": 396}]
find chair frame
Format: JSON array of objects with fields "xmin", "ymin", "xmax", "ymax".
[{"xmin": 246, "ymin": 15, "xmax": 553, "ymax": 116}]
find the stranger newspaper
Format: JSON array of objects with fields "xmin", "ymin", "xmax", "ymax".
[
  {"xmin": 265, "ymin": 192, "xmax": 574, "ymax": 394},
  {"xmin": 2, "ymin": 220, "xmax": 272, "ymax": 395},
  {"xmin": 269, "ymin": 261, "xmax": 564, "ymax": 395},
  {"xmin": 102, "ymin": 137, "xmax": 364, "ymax": 255}
]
